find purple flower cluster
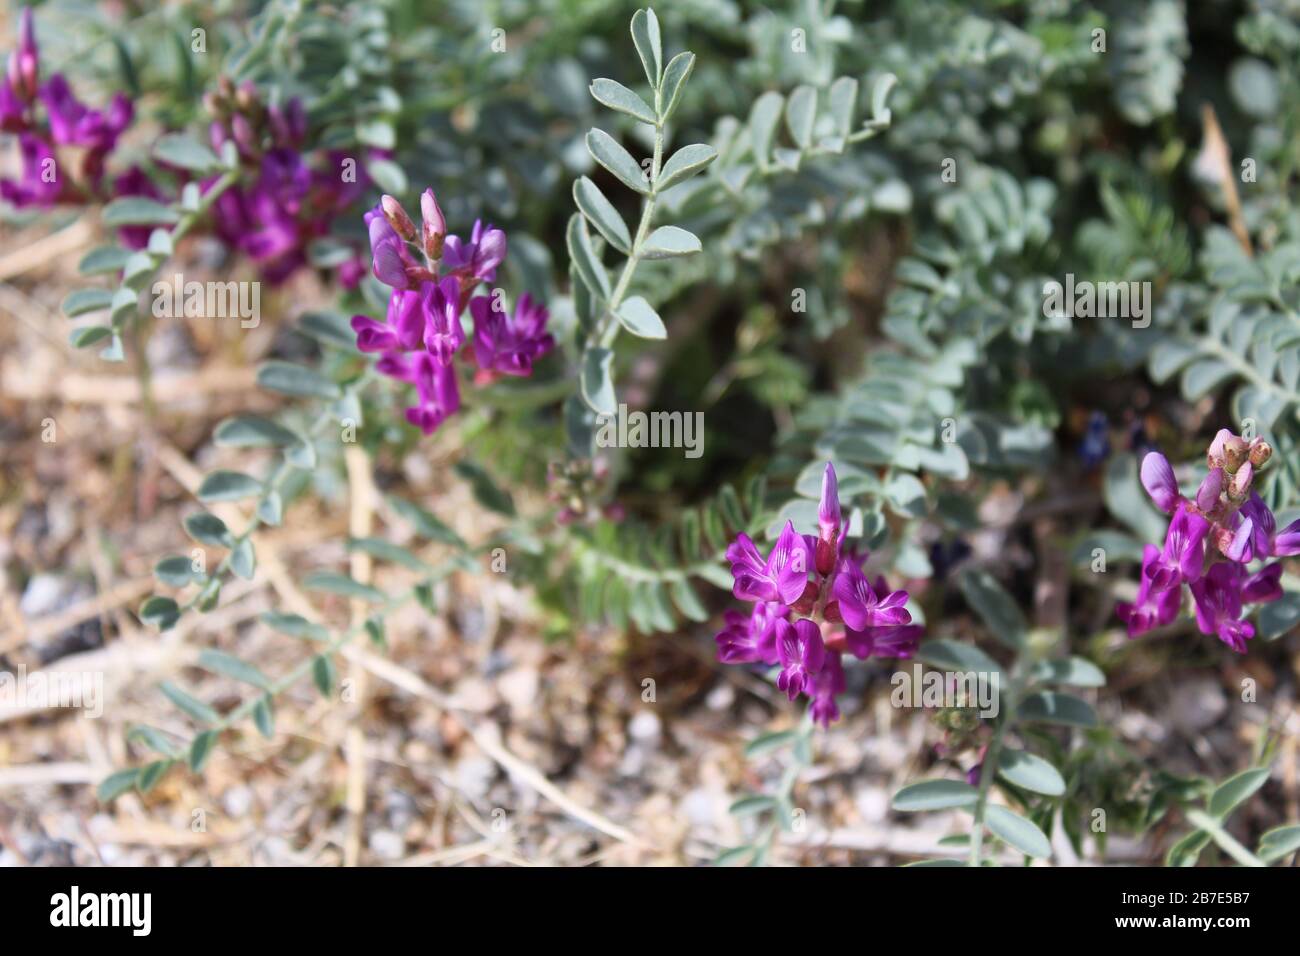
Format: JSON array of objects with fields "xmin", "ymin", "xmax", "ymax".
[
  {"xmin": 204, "ymin": 80, "xmax": 367, "ymax": 284},
  {"xmin": 1118, "ymin": 429, "xmax": 1296, "ymax": 652},
  {"xmin": 351, "ymin": 189, "xmax": 553, "ymax": 434},
  {"xmin": 1, "ymin": 8, "xmax": 133, "ymax": 208},
  {"xmin": 716, "ymin": 463, "xmax": 923, "ymax": 725}
]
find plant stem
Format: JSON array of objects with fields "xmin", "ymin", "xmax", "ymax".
[
  {"xmin": 593, "ymin": 100, "xmax": 666, "ymax": 352},
  {"xmin": 968, "ymin": 673, "xmax": 1018, "ymax": 868}
]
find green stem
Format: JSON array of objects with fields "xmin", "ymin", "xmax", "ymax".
[
  {"xmin": 969, "ymin": 673, "xmax": 1019, "ymax": 868},
  {"xmin": 593, "ymin": 100, "xmax": 666, "ymax": 352}
]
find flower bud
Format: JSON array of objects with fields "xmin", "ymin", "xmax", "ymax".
[
  {"xmin": 1207, "ymin": 428, "xmax": 1249, "ymax": 473},
  {"xmin": 420, "ymin": 188, "xmax": 447, "ymax": 261},
  {"xmin": 11, "ymin": 8, "xmax": 38, "ymax": 99},
  {"xmin": 1229, "ymin": 461, "xmax": 1253, "ymax": 499},
  {"xmin": 1249, "ymin": 439, "xmax": 1272, "ymax": 468},
  {"xmin": 381, "ymin": 195, "xmax": 416, "ymax": 241}
]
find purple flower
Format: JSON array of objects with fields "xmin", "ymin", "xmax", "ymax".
[
  {"xmin": 366, "ymin": 204, "xmax": 419, "ymax": 290},
  {"xmin": 1, "ymin": 73, "xmax": 26, "ymax": 131},
  {"xmin": 831, "ymin": 558, "xmax": 912, "ymax": 631},
  {"xmin": 351, "ymin": 286, "xmax": 431, "ymax": 354},
  {"xmin": 843, "ymin": 622, "xmax": 923, "ymax": 660},
  {"xmin": 0, "ymin": 132, "xmax": 59, "ymax": 207},
  {"xmin": 423, "ymin": 276, "xmax": 467, "ymax": 365},
  {"xmin": 380, "ymin": 351, "xmax": 461, "ymax": 435},
  {"xmin": 775, "ymin": 618, "xmax": 825, "ymax": 700},
  {"xmin": 807, "ymin": 652, "xmax": 846, "ymax": 727},
  {"xmin": 1116, "ymin": 545, "xmax": 1182, "ymax": 637},
  {"xmin": 714, "ymin": 601, "xmax": 786, "ymax": 665},
  {"xmin": 1241, "ymin": 562, "xmax": 1283, "ymax": 604},
  {"xmin": 815, "ymin": 462, "xmax": 841, "ymax": 574},
  {"xmin": 469, "ymin": 292, "xmax": 554, "ymax": 377},
  {"xmin": 1189, "ymin": 562, "xmax": 1255, "ymax": 654},
  {"xmin": 1140, "ymin": 451, "xmax": 1180, "ymax": 513},
  {"xmin": 727, "ymin": 522, "xmax": 812, "ymax": 605},
  {"xmin": 8, "ymin": 7, "xmax": 38, "ymax": 101},
  {"xmin": 443, "ymin": 219, "xmax": 506, "ymax": 285},
  {"xmin": 1145, "ymin": 505, "xmax": 1209, "ymax": 589}
]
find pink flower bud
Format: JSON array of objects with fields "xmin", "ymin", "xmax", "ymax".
[
  {"xmin": 420, "ymin": 188, "xmax": 446, "ymax": 261},
  {"xmin": 381, "ymin": 194, "xmax": 416, "ymax": 240}
]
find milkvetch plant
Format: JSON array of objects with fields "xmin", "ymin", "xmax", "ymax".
[{"xmin": 8, "ymin": 0, "xmax": 1298, "ymax": 869}]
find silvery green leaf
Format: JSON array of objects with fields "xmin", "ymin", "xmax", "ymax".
[
  {"xmin": 146, "ymin": 229, "xmax": 173, "ymax": 258},
  {"xmin": 312, "ymin": 654, "xmax": 337, "ymax": 697},
  {"xmin": 1258, "ymin": 824, "xmax": 1300, "ymax": 863},
  {"xmin": 573, "ymin": 177, "xmax": 631, "ymax": 253},
  {"xmin": 62, "ymin": 289, "xmax": 113, "ymax": 317},
  {"xmin": 257, "ymin": 491, "xmax": 283, "ymax": 527},
  {"xmin": 641, "ymin": 225, "xmax": 701, "ymax": 259},
  {"xmin": 985, "ymin": 805, "xmax": 1051, "ymax": 858},
  {"xmin": 590, "ymin": 78, "xmax": 656, "ymax": 124},
  {"xmin": 138, "ymin": 596, "xmax": 180, "ymax": 631},
  {"xmin": 915, "ymin": 639, "xmax": 1001, "ymax": 676},
  {"xmin": 748, "ymin": 91, "xmax": 784, "ymax": 169},
  {"xmin": 154, "ymin": 555, "xmax": 199, "ymax": 587},
  {"xmin": 199, "ymin": 649, "xmax": 270, "ymax": 689},
  {"xmin": 566, "ymin": 214, "xmax": 611, "ymax": 298},
  {"xmin": 261, "ymin": 611, "xmax": 329, "ymax": 642},
  {"xmin": 102, "ymin": 197, "xmax": 179, "ymax": 227},
  {"xmin": 1019, "ymin": 691, "xmax": 1097, "ymax": 727},
  {"xmin": 214, "ymin": 415, "xmax": 299, "ymax": 448},
  {"xmin": 180, "ymin": 181, "xmax": 201, "ymax": 211},
  {"xmin": 184, "ymin": 512, "xmax": 232, "ymax": 548},
  {"xmin": 891, "ymin": 779, "xmax": 979, "ymax": 812},
  {"xmin": 189, "ymin": 731, "xmax": 217, "ymax": 773},
  {"xmin": 78, "ymin": 246, "xmax": 132, "ymax": 275},
  {"xmin": 303, "ymin": 571, "xmax": 386, "ymax": 603},
  {"xmin": 196, "ymin": 470, "xmax": 262, "ymax": 503},
  {"xmin": 1030, "ymin": 657, "xmax": 1106, "ymax": 688},
  {"xmin": 257, "ymin": 361, "xmax": 340, "ymax": 398},
  {"xmin": 958, "ymin": 569, "xmax": 1026, "ymax": 649},
  {"xmin": 230, "ymin": 539, "xmax": 256, "ymax": 580},
  {"xmin": 617, "ymin": 296, "xmax": 667, "ymax": 339},
  {"xmin": 346, "ymin": 537, "xmax": 427, "ymax": 571},
  {"xmin": 785, "ymin": 85, "xmax": 816, "ymax": 149},
  {"xmin": 586, "ymin": 129, "xmax": 649, "ymax": 195},
  {"xmin": 152, "ymin": 132, "xmax": 221, "ymax": 173},
  {"xmin": 1104, "ymin": 452, "xmax": 1168, "ymax": 544},
  {"xmin": 159, "ymin": 682, "xmax": 219, "ymax": 725},
  {"xmin": 253, "ymin": 696, "xmax": 274, "ymax": 738},
  {"xmin": 1209, "ymin": 768, "xmax": 1269, "ymax": 819},
  {"xmin": 387, "ymin": 496, "xmax": 467, "ymax": 548},
  {"xmin": 367, "ymin": 157, "xmax": 407, "ymax": 195},
  {"xmin": 69, "ymin": 326, "xmax": 114, "ymax": 349},
  {"xmin": 870, "ymin": 72, "xmax": 898, "ymax": 125},
  {"xmin": 828, "ymin": 76, "xmax": 858, "ymax": 135},
  {"xmin": 997, "ymin": 750, "xmax": 1066, "ymax": 796},
  {"xmin": 630, "ymin": 8, "xmax": 662, "ymax": 87},
  {"xmin": 660, "ymin": 52, "xmax": 695, "ymax": 119},
  {"xmin": 656, "ymin": 143, "xmax": 717, "ymax": 191},
  {"xmin": 110, "ymin": 286, "xmax": 138, "ymax": 326},
  {"xmin": 581, "ymin": 347, "xmax": 617, "ymax": 416},
  {"xmin": 121, "ymin": 251, "xmax": 157, "ymax": 290}
]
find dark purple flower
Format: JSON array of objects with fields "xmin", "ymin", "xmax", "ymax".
[
  {"xmin": 367, "ymin": 205, "xmax": 419, "ymax": 290},
  {"xmin": 727, "ymin": 522, "xmax": 812, "ymax": 605},
  {"xmin": 775, "ymin": 618, "xmax": 825, "ymax": 701},
  {"xmin": 1145, "ymin": 505, "xmax": 1209, "ymax": 589},
  {"xmin": 1241, "ymin": 562, "xmax": 1283, "ymax": 604},
  {"xmin": 351, "ymin": 286, "xmax": 430, "ymax": 354},
  {"xmin": 1189, "ymin": 562, "xmax": 1254, "ymax": 654},
  {"xmin": 832, "ymin": 558, "xmax": 912, "ymax": 632},
  {"xmin": 423, "ymin": 276, "xmax": 467, "ymax": 365},
  {"xmin": 1116, "ymin": 544, "xmax": 1182, "ymax": 637},
  {"xmin": 714, "ymin": 601, "xmax": 786, "ymax": 665},
  {"xmin": 379, "ymin": 350, "xmax": 460, "ymax": 435},
  {"xmin": 807, "ymin": 652, "xmax": 846, "ymax": 727},
  {"xmin": 843, "ymin": 622, "xmax": 923, "ymax": 660},
  {"xmin": 443, "ymin": 219, "xmax": 506, "ymax": 285},
  {"xmin": 0, "ymin": 132, "xmax": 59, "ymax": 207},
  {"xmin": 469, "ymin": 292, "xmax": 554, "ymax": 377}
]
